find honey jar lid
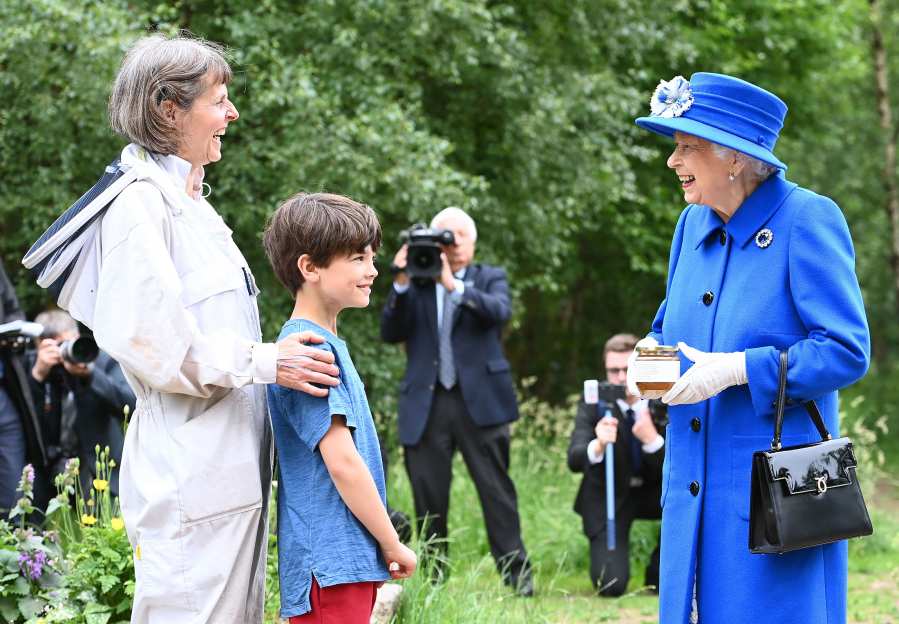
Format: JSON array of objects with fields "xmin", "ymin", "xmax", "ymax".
[{"xmin": 636, "ymin": 345, "xmax": 679, "ymax": 356}]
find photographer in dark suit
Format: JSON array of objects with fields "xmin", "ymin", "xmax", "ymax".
[
  {"xmin": 28, "ymin": 309, "xmax": 134, "ymax": 498},
  {"xmin": 381, "ymin": 207, "xmax": 531, "ymax": 595},
  {"xmin": 568, "ymin": 333, "xmax": 666, "ymax": 596},
  {"xmin": 0, "ymin": 261, "xmax": 45, "ymax": 515}
]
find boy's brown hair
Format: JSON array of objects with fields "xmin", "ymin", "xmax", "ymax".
[{"xmin": 263, "ymin": 192, "xmax": 381, "ymax": 294}]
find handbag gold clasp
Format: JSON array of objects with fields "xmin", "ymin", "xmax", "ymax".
[{"xmin": 815, "ymin": 475, "xmax": 828, "ymax": 494}]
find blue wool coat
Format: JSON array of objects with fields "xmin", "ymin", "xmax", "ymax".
[{"xmin": 649, "ymin": 172, "xmax": 870, "ymax": 624}]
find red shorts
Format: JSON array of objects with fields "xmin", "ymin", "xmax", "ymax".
[{"xmin": 288, "ymin": 577, "xmax": 379, "ymax": 624}]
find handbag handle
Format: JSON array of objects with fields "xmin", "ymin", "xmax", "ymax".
[{"xmin": 771, "ymin": 351, "xmax": 832, "ymax": 450}]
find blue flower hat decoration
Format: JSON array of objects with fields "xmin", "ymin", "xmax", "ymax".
[{"xmin": 650, "ymin": 75, "xmax": 694, "ymax": 118}]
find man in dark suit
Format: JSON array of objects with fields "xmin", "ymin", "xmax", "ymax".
[
  {"xmin": 0, "ymin": 261, "xmax": 45, "ymax": 516},
  {"xmin": 567, "ymin": 333, "xmax": 666, "ymax": 596},
  {"xmin": 381, "ymin": 207, "xmax": 531, "ymax": 595}
]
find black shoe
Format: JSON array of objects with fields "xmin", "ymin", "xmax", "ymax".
[
  {"xmin": 388, "ymin": 507, "xmax": 412, "ymax": 544},
  {"xmin": 505, "ymin": 570, "xmax": 534, "ymax": 597}
]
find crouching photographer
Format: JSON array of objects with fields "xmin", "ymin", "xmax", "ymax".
[
  {"xmin": 29, "ymin": 310, "xmax": 134, "ymax": 499},
  {"xmin": 567, "ymin": 333, "xmax": 668, "ymax": 596}
]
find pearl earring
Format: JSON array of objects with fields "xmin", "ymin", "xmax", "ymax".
[{"xmin": 728, "ymin": 172, "xmax": 735, "ymax": 181}]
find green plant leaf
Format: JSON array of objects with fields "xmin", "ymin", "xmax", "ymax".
[
  {"xmin": 85, "ymin": 602, "xmax": 111, "ymax": 614},
  {"xmin": 85, "ymin": 612, "xmax": 112, "ymax": 624},
  {"xmin": 99, "ymin": 548, "xmax": 120, "ymax": 562},
  {"xmin": 44, "ymin": 498, "xmax": 63, "ymax": 518},
  {"xmin": 38, "ymin": 570, "xmax": 63, "ymax": 589},
  {"xmin": 10, "ymin": 577, "xmax": 29, "ymax": 596},
  {"xmin": 0, "ymin": 595, "xmax": 18, "ymax": 622},
  {"xmin": 0, "ymin": 550, "xmax": 18, "ymax": 573},
  {"xmin": 98, "ymin": 574, "xmax": 118, "ymax": 593},
  {"xmin": 17, "ymin": 596, "xmax": 43, "ymax": 619}
]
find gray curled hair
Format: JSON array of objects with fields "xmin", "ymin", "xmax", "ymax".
[
  {"xmin": 710, "ymin": 143, "xmax": 777, "ymax": 183},
  {"xmin": 108, "ymin": 33, "xmax": 233, "ymax": 155}
]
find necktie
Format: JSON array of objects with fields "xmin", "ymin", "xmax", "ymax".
[
  {"xmin": 438, "ymin": 288, "xmax": 457, "ymax": 389},
  {"xmin": 625, "ymin": 408, "xmax": 643, "ymax": 473}
]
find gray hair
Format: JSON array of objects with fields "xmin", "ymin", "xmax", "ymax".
[
  {"xmin": 710, "ymin": 143, "xmax": 777, "ymax": 183},
  {"xmin": 430, "ymin": 206, "xmax": 477, "ymax": 241},
  {"xmin": 108, "ymin": 33, "xmax": 233, "ymax": 155},
  {"xmin": 35, "ymin": 309, "xmax": 77, "ymax": 338}
]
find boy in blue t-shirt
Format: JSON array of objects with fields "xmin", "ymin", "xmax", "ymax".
[{"xmin": 262, "ymin": 192, "xmax": 416, "ymax": 623}]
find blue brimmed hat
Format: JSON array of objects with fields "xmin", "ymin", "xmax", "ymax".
[{"xmin": 635, "ymin": 72, "xmax": 788, "ymax": 170}]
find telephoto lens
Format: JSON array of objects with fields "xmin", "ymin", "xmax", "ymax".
[{"xmin": 59, "ymin": 335, "xmax": 99, "ymax": 364}]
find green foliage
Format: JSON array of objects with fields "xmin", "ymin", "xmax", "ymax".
[
  {"xmin": 3, "ymin": 0, "xmax": 897, "ymax": 425},
  {"xmin": 512, "ymin": 378, "xmax": 580, "ymax": 451},
  {"xmin": 59, "ymin": 527, "xmax": 134, "ymax": 624},
  {"xmin": 0, "ymin": 522, "xmax": 66, "ymax": 624},
  {"xmin": 0, "ymin": 455, "xmax": 133, "ymax": 624}
]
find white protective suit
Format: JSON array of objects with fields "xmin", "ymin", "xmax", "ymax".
[{"xmin": 92, "ymin": 144, "xmax": 277, "ymax": 623}]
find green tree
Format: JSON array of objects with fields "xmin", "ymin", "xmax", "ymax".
[{"xmin": 1, "ymin": 0, "xmax": 894, "ymax": 429}]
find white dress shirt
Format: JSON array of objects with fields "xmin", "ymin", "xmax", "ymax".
[{"xmin": 393, "ymin": 268, "xmax": 466, "ymax": 327}]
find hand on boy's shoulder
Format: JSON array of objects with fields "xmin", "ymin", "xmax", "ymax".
[{"xmin": 276, "ymin": 330, "xmax": 341, "ymax": 397}]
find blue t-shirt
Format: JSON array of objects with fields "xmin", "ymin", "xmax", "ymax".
[{"xmin": 267, "ymin": 318, "xmax": 389, "ymax": 618}]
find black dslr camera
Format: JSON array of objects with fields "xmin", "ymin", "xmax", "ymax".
[
  {"xmin": 43, "ymin": 322, "xmax": 99, "ymax": 365},
  {"xmin": 0, "ymin": 320, "xmax": 44, "ymax": 355},
  {"xmin": 398, "ymin": 223, "xmax": 455, "ymax": 284}
]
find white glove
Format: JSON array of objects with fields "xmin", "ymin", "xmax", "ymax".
[
  {"xmin": 626, "ymin": 336, "xmax": 663, "ymax": 399},
  {"xmin": 661, "ymin": 342, "xmax": 747, "ymax": 405}
]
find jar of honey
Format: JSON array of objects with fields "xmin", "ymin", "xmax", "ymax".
[{"xmin": 633, "ymin": 345, "xmax": 680, "ymax": 394}]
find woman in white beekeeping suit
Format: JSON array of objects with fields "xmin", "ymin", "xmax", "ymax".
[{"xmin": 95, "ymin": 33, "xmax": 340, "ymax": 623}]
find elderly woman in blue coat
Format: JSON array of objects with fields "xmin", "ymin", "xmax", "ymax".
[{"xmin": 627, "ymin": 73, "xmax": 870, "ymax": 623}]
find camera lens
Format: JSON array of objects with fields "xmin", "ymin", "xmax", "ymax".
[
  {"xmin": 60, "ymin": 336, "xmax": 99, "ymax": 364},
  {"xmin": 413, "ymin": 252, "xmax": 432, "ymax": 269}
]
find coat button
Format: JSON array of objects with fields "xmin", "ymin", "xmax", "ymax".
[
  {"xmin": 702, "ymin": 291, "xmax": 714, "ymax": 306},
  {"xmin": 429, "ymin": 384, "xmax": 435, "ymax": 391},
  {"xmin": 690, "ymin": 481, "xmax": 701, "ymax": 496},
  {"xmin": 691, "ymin": 418, "xmax": 701, "ymax": 432},
  {"xmin": 719, "ymin": 230, "xmax": 727, "ymax": 246}
]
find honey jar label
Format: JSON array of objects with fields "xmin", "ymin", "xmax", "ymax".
[{"xmin": 633, "ymin": 359, "xmax": 681, "ymax": 382}]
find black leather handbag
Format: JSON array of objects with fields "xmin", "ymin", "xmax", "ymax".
[{"xmin": 749, "ymin": 351, "xmax": 873, "ymax": 554}]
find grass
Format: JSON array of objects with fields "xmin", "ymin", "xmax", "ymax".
[
  {"xmin": 265, "ymin": 382, "xmax": 899, "ymax": 623},
  {"xmin": 387, "ymin": 441, "xmax": 661, "ymax": 624}
]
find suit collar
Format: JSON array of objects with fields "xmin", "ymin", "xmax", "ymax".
[{"xmin": 692, "ymin": 172, "xmax": 797, "ymax": 249}]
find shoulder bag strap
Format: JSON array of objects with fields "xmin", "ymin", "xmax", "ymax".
[
  {"xmin": 771, "ymin": 351, "xmax": 789, "ymax": 450},
  {"xmin": 771, "ymin": 351, "xmax": 832, "ymax": 451},
  {"xmin": 803, "ymin": 401, "xmax": 832, "ymax": 443}
]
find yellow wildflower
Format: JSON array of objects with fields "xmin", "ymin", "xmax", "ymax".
[
  {"xmin": 135, "ymin": 544, "xmax": 142, "ymax": 560},
  {"xmin": 111, "ymin": 517, "xmax": 125, "ymax": 531},
  {"xmin": 93, "ymin": 479, "xmax": 109, "ymax": 492},
  {"xmin": 81, "ymin": 514, "xmax": 97, "ymax": 526}
]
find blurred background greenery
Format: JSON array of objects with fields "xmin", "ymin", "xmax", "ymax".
[{"xmin": 3, "ymin": 0, "xmax": 897, "ymax": 434}]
